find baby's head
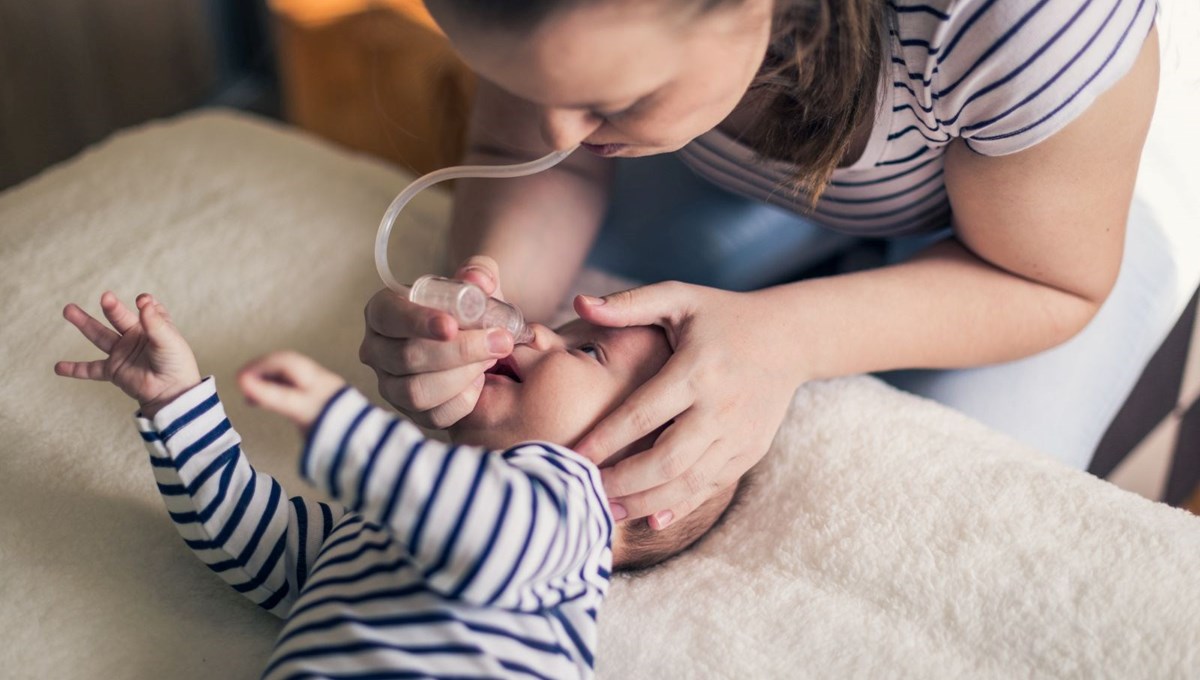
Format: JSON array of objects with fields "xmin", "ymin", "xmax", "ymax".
[{"xmin": 449, "ymin": 318, "xmax": 741, "ymax": 570}]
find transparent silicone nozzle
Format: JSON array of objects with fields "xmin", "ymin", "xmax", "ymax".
[
  {"xmin": 407, "ymin": 275, "xmax": 534, "ymax": 344},
  {"xmin": 373, "ymin": 147, "xmax": 574, "ymax": 346},
  {"xmin": 409, "ymin": 275, "xmax": 487, "ymax": 324},
  {"xmin": 479, "ymin": 297, "xmax": 535, "ymax": 345}
]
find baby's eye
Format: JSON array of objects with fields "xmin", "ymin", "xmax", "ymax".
[{"xmin": 578, "ymin": 343, "xmax": 601, "ymax": 361}]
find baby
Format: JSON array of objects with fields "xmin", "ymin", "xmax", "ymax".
[{"xmin": 56, "ymin": 291, "xmax": 740, "ymax": 680}]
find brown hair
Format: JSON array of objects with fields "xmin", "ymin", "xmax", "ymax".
[
  {"xmin": 430, "ymin": 0, "xmax": 886, "ymax": 203},
  {"xmin": 615, "ymin": 472, "xmax": 751, "ymax": 572},
  {"xmin": 749, "ymin": 0, "xmax": 887, "ymax": 203}
]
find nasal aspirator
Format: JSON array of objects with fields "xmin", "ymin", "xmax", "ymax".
[{"xmin": 374, "ymin": 148, "xmax": 577, "ymax": 345}]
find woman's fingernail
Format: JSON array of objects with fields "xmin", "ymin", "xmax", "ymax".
[
  {"xmin": 581, "ymin": 295, "xmax": 606, "ymax": 306},
  {"xmin": 652, "ymin": 510, "xmax": 674, "ymax": 529},
  {"xmin": 610, "ymin": 503, "xmax": 627, "ymax": 521},
  {"xmin": 487, "ymin": 330, "xmax": 511, "ymax": 355},
  {"xmin": 472, "ymin": 373, "xmax": 486, "ymax": 388},
  {"xmin": 428, "ymin": 317, "xmax": 446, "ymax": 337}
]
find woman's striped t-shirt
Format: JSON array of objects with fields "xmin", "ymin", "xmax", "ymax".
[
  {"xmin": 136, "ymin": 378, "xmax": 613, "ymax": 680},
  {"xmin": 677, "ymin": 0, "xmax": 1159, "ymax": 237}
]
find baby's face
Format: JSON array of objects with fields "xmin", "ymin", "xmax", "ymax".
[{"xmin": 449, "ymin": 319, "xmax": 671, "ymax": 463}]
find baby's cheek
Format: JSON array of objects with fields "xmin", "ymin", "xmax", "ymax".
[
  {"xmin": 449, "ymin": 386, "xmax": 518, "ymax": 447},
  {"xmin": 503, "ymin": 382, "xmax": 575, "ymax": 444}
]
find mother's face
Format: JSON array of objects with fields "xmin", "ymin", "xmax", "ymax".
[{"xmin": 429, "ymin": 0, "xmax": 773, "ymax": 157}]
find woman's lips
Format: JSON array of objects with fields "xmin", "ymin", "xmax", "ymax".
[{"xmin": 581, "ymin": 142, "xmax": 627, "ymax": 157}]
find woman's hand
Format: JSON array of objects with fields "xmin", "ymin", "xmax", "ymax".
[
  {"xmin": 56, "ymin": 292, "xmax": 202, "ymax": 419},
  {"xmin": 573, "ymin": 282, "xmax": 805, "ymax": 529},
  {"xmin": 359, "ymin": 256, "xmax": 515, "ymax": 429}
]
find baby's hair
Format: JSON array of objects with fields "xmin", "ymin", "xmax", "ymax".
[{"xmin": 615, "ymin": 471, "xmax": 752, "ymax": 572}]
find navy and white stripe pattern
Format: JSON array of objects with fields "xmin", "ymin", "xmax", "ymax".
[
  {"xmin": 677, "ymin": 0, "xmax": 1157, "ymax": 237},
  {"xmin": 137, "ymin": 378, "xmax": 612, "ymax": 680}
]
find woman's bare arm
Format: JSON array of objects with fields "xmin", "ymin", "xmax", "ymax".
[
  {"xmin": 785, "ymin": 26, "xmax": 1160, "ymax": 380},
  {"xmin": 448, "ymin": 79, "xmax": 614, "ymax": 322}
]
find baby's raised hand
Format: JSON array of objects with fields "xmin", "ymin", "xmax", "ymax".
[
  {"xmin": 56, "ymin": 292, "xmax": 201, "ymax": 418},
  {"xmin": 238, "ymin": 351, "xmax": 346, "ymax": 435}
]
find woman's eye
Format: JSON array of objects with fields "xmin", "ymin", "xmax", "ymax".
[{"xmin": 579, "ymin": 344, "xmax": 601, "ymax": 360}]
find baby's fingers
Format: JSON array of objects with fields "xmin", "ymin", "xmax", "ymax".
[
  {"xmin": 240, "ymin": 351, "xmax": 323, "ymax": 389},
  {"xmin": 54, "ymin": 359, "xmax": 109, "ymax": 381},
  {"xmin": 135, "ymin": 293, "xmax": 174, "ymax": 323},
  {"xmin": 135, "ymin": 295, "xmax": 171, "ymax": 340},
  {"xmin": 238, "ymin": 369, "xmax": 315, "ymax": 426},
  {"xmin": 62, "ymin": 303, "xmax": 118, "ymax": 353},
  {"xmin": 100, "ymin": 291, "xmax": 140, "ymax": 334},
  {"xmin": 238, "ymin": 351, "xmax": 346, "ymax": 430}
]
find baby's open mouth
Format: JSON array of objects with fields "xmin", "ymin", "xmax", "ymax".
[{"xmin": 485, "ymin": 355, "xmax": 522, "ymax": 383}]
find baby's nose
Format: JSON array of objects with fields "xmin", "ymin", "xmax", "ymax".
[{"xmin": 525, "ymin": 323, "xmax": 563, "ymax": 351}]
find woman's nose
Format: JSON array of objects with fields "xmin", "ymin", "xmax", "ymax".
[{"xmin": 539, "ymin": 108, "xmax": 602, "ymax": 151}]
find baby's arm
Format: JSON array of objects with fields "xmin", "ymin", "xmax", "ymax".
[
  {"xmin": 137, "ymin": 379, "xmax": 346, "ymax": 617},
  {"xmin": 242, "ymin": 353, "xmax": 614, "ymax": 613},
  {"xmin": 57, "ymin": 293, "xmax": 346, "ymax": 617}
]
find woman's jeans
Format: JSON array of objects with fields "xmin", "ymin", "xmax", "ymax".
[{"xmin": 587, "ymin": 153, "xmax": 1184, "ymax": 471}]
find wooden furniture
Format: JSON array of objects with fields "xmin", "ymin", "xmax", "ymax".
[
  {"xmin": 268, "ymin": 0, "xmax": 475, "ymax": 176},
  {"xmin": 0, "ymin": 0, "xmax": 218, "ymax": 190}
]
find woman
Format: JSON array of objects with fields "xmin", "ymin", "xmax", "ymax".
[{"xmin": 360, "ymin": 0, "xmax": 1168, "ymax": 529}]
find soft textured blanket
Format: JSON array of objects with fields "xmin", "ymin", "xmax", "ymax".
[{"xmin": 2, "ymin": 108, "xmax": 1198, "ymax": 680}]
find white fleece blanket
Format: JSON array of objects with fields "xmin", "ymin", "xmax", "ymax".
[{"xmin": 2, "ymin": 109, "xmax": 1199, "ymax": 680}]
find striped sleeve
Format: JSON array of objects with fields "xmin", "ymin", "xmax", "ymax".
[
  {"xmin": 302, "ymin": 387, "xmax": 614, "ymax": 612},
  {"xmin": 135, "ymin": 378, "xmax": 346, "ymax": 618},
  {"xmin": 930, "ymin": 0, "xmax": 1157, "ymax": 155}
]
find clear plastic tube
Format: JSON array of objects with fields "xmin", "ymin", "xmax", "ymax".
[{"xmin": 375, "ymin": 148, "xmax": 576, "ymax": 345}]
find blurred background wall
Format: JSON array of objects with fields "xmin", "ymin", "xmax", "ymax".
[
  {"xmin": 0, "ymin": 0, "xmax": 278, "ymax": 190},
  {"xmin": 0, "ymin": 0, "xmax": 472, "ymax": 192}
]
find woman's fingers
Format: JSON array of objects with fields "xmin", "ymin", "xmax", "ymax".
[
  {"xmin": 54, "ymin": 359, "xmax": 108, "ymax": 381},
  {"xmin": 360, "ymin": 258, "xmax": 510, "ymax": 418},
  {"xmin": 365, "ymin": 288, "xmax": 458, "ymax": 342},
  {"xmin": 100, "ymin": 291, "xmax": 140, "ymax": 334},
  {"xmin": 453, "ymin": 255, "xmax": 502, "ymax": 298},
  {"xmin": 575, "ymin": 355, "xmax": 694, "ymax": 466},
  {"xmin": 373, "ymin": 361, "xmax": 488, "ymax": 429},
  {"xmin": 422, "ymin": 374, "xmax": 487, "ymax": 429},
  {"xmin": 598, "ymin": 407, "xmax": 712, "ymax": 500},
  {"xmin": 574, "ymin": 281, "xmax": 691, "ymax": 332},
  {"xmin": 62, "ymin": 303, "xmax": 119, "ymax": 353},
  {"xmin": 609, "ymin": 439, "xmax": 743, "ymax": 529},
  {"xmin": 380, "ymin": 359, "xmax": 495, "ymax": 413},
  {"xmin": 362, "ymin": 328, "xmax": 512, "ymax": 376}
]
